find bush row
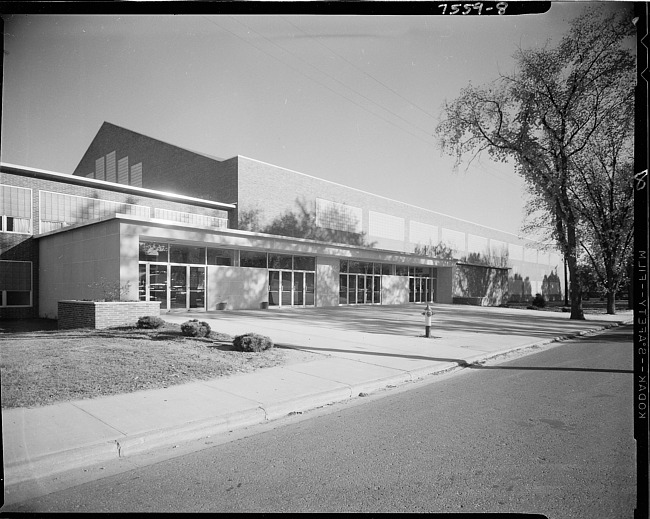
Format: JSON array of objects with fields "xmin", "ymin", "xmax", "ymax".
[{"xmin": 137, "ymin": 316, "xmax": 274, "ymax": 352}]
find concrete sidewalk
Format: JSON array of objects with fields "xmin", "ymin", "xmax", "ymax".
[{"xmin": 2, "ymin": 304, "xmax": 632, "ymax": 498}]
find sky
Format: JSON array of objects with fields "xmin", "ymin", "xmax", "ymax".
[{"xmin": 0, "ymin": 3, "xmax": 617, "ymax": 237}]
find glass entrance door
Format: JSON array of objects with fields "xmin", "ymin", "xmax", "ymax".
[
  {"xmin": 170, "ymin": 266, "xmax": 187, "ymax": 309},
  {"xmin": 293, "ymin": 272, "xmax": 304, "ymax": 306},
  {"xmin": 269, "ymin": 269, "xmax": 315, "ymax": 307},
  {"xmin": 149, "ymin": 265, "xmax": 168, "ymax": 309},
  {"xmin": 339, "ymin": 273, "xmax": 382, "ymax": 305},
  {"xmin": 189, "ymin": 267, "xmax": 205, "ymax": 309},
  {"xmin": 281, "ymin": 271, "xmax": 292, "ymax": 306},
  {"xmin": 305, "ymin": 273, "xmax": 315, "ymax": 305},
  {"xmin": 269, "ymin": 270, "xmax": 280, "ymax": 306},
  {"xmin": 409, "ymin": 276, "xmax": 435, "ymax": 303}
]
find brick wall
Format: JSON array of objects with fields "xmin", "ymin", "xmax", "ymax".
[
  {"xmin": 58, "ymin": 300, "xmax": 161, "ymax": 329},
  {"xmin": 73, "ymin": 122, "xmax": 239, "ymax": 205},
  {"xmin": 235, "ymin": 157, "xmax": 563, "ymax": 298},
  {"xmin": 2, "ymin": 169, "xmax": 230, "ymax": 318}
]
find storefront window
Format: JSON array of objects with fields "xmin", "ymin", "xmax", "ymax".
[
  {"xmin": 240, "ymin": 251, "xmax": 267, "ymax": 268},
  {"xmin": 293, "ymin": 256, "xmax": 315, "ymax": 271},
  {"xmin": 170, "ymin": 245, "xmax": 205, "ymax": 264},
  {"xmin": 268, "ymin": 253, "xmax": 292, "ymax": 270},
  {"xmin": 139, "ymin": 241, "xmax": 169, "ymax": 262},
  {"xmin": 411, "ymin": 266, "xmax": 430, "ymax": 277},
  {"xmin": 396, "ymin": 265, "xmax": 409, "ymax": 276},
  {"xmin": 0, "ymin": 260, "xmax": 32, "ymax": 307},
  {"xmin": 207, "ymin": 248, "xmax": 234, "ymax": 266}
]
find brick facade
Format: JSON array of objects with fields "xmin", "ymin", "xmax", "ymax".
[
  {"xmin": 74, "ymin": 122, "xmax": 239, "ymax": 205},
  {"xmin": 1, "ymin": 166, "xmax": 232, "ymax": 319},
  {"xmin": 58, "ymin": 300, "xmax": 161, "ymax": 329},
  {"xmin": 2, "ymin": 122, "xmax": 566, "ymax": 319}
]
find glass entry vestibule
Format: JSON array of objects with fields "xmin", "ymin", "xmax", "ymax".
[
  {"xmin": 407, "ymin": 266, "xmax": 436, "ymax": 303},
  {"xmin": 339, "ymin": 260, "xmax": 389, "ymax": 305},
  {"xmin": 139, "ymin": 242, "xmax": 210, "ymax": 311},
  {"xmin": 268, "ymin": 270, "xmax": 315, "ymax": 307},
  {"xmin": 266, "ymin": 252, "xmax": 316, "ymax": 307},
  {"xmin": 139, "ymin": 264, "xmax": 206, "ymax": 310}
]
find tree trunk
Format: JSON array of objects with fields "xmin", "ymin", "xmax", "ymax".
[
  {"xmin": 627, "ymin": 259, "xmax": 633, "ymax": 310},
  {"xmin": 606, "ymin": 266, "xmax": 617, "ymax": 315},
  {"xmin": 566, "ymin": 219, "xmax": 585, "ymax": 320}
]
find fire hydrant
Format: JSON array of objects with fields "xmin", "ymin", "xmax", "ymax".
[{"xmin": 421, "ymin": 303, "xmax": 434, "ymax": 338}]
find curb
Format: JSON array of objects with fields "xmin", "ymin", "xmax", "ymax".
[
  {"xmin": 4, "ymin": 319, "xmax": 632, "ymax": 489},
  {"xmin": 462, "ymin": 319, "xmax": 632, "ymax": 368}
]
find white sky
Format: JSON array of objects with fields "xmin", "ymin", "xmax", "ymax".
[{"xmin": 0, "ymin": 3, "xmax": 616, "ymax": 236}]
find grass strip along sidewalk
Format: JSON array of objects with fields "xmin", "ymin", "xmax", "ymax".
[{"xmin": 0, "ymin": 322, "xmax": 319, "ymax": 410}]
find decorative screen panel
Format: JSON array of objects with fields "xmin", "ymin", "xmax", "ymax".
[
  {"xmin": 130, "ymin": 163, "xmax": 143, "ymax": 188},
  {"xmin": 106, "ymin": 151, "xmax": 117, "ymax": 183},
  {"xmin": 369, "ymin": 211, "xmax": 404, "ymax": 241},
  {"xmin": 39, "ymin": 190, "xmax": 150, "ymax": 231},
  {"xmin": 490, "ymin": 239, "xmax": 508, "ymax": 258},
  {"xmin": 467, "ymin": 234, "xmax": 488, "ymax": 254},
  {"xmin": 441, "ymin": 228, "xmax": 465, "ymax": 253},
  {"xmin": 118, "ymin": 157, "xmax": 129, "ymax": 184},
  {"xmin": 508, "ymin": 243, "xmax": 524, "ymax": 262},
  {"xmin": 524, "ymin": 247, "xmax": 538, "ymax": 263},
  {"xmin": 154, "ymin": 208, "xmax": 228, "ymax": 228},
  {"xmin": 95, "ymin": 157, "xmax": 105, "ymax": 181},
  {"xmin": 1, "ymin": 185, "xmax": 31, "ymax": 218},
  {"xmin": 315, "ymin": 198, "xmax": 362, "ymax": 233},
  {"xmin": 409, "ymin": 221, "xmax": 438, "ymax": 245}
]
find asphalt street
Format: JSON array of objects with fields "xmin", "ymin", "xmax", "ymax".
[{"xmin": 2, "ymin": 325, "xmax": 636, "ymax": 516}]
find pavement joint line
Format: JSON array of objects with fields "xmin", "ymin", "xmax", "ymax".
[{"xmin": 70, "ymin": 401, "xmax": 129, "ymax": 437}]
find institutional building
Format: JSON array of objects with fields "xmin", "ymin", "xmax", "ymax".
[{"xmin": 1, "ymin": 122, "xmax": 563, "ymax": 320}]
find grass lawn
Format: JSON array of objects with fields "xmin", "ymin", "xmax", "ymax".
[{"xmin": 0, "ymin": 322, "xmax": 320, "ymax": 410}]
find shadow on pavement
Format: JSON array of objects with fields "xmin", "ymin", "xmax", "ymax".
[
  {"xmin": 276, "ymin": 342, "xmax": 471, "ymax": 367},
  {"xmin": 206, "ymin": 304, "xmax": 624, "ymax": 339}
]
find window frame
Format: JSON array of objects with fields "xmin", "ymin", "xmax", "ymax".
[
  {"xmin": 0, "ymin": 260, "xmax": 33, "ymax": 308},
  {"xmin": 0, "ymin": 185, "xmax": 33, "ymax": 235}
]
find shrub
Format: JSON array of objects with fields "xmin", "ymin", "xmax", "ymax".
[
  {"xmin": 181, "ymin": 319, "xmax": 212, "ymax": 338},
  {"xmin": 531, "ymin": 293, "xmax": 546, "ymax": 308},
  {"xmin": 136, "ymin": 316, "xmax": 166, "ymax": 329},
  {"xmin": 233, "ymin": 333, "xmax": 274, "ymax": 352}
]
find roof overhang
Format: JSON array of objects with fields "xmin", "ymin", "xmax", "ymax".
[{"xmin": 1, "ymin": 162, "xmax": 236, "ymax": 211}]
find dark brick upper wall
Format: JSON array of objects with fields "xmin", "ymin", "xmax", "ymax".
[{"xmin": 73, "ymin": 122, "xmax": 238, "ymax": 204}]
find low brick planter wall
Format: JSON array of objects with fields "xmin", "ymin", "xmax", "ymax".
[{"xmin": 58, "ymin": 301, "xmax": 162, "ymax": 330}]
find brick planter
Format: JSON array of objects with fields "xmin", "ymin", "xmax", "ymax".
[{"xmin": 58, "ymin": 300, "xmax": 162, "ymax": 330}]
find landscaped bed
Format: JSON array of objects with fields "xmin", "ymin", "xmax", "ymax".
[{"xmin": 0, "ymin": 321, "xmax": 321, "ymax": 410}]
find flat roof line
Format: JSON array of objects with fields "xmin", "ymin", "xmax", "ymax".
[{"xmin": 1, "ymin": 162, "xmax": 236, "ymax": 210}]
